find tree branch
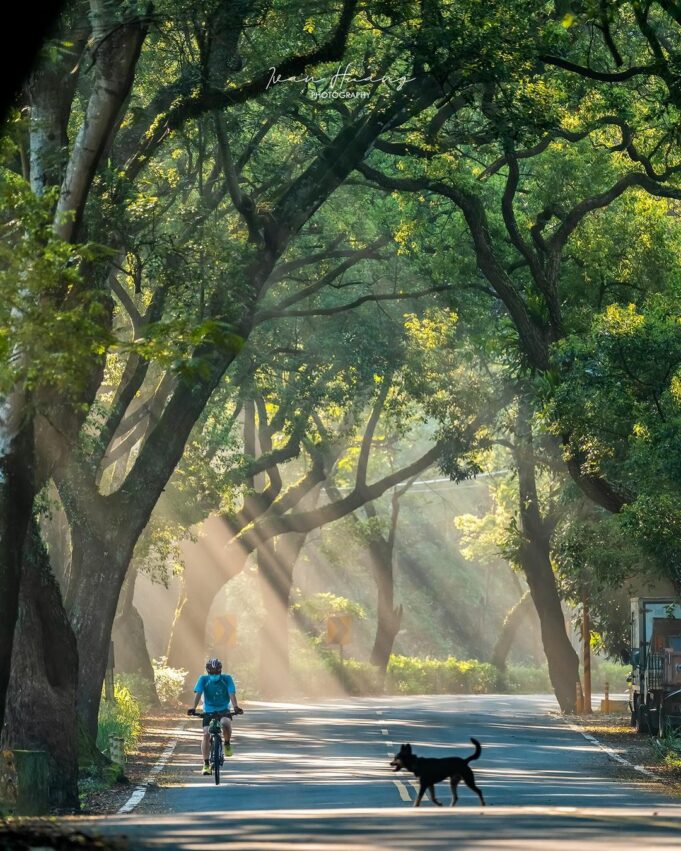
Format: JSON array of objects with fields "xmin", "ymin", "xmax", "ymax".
[
  {"xmin": 538, "ymin": 54, "xmax": 656, "ymax": 82},
  {"xmin": 237, "ymin": 440, "xmax": 442, "ymax": 549},
  {"xmin": 123, "ymin": 0, "xmax": 360, "ymax": 181}
]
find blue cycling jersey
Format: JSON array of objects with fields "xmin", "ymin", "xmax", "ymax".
[{"xmin": 194, "ymin": 673, "xmax": 236, "ymax": 712}]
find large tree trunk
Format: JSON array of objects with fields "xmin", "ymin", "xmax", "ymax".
[
  {"xmin": 257, "ymin": 532, "xmax": 307, "ymax": 698},
  {"xmin": 369, "ymin": 550, "xmax": 403, "ymax": 674},
  {"xmin": 1, "ymin": 520, "xmax": 79, "ymax": 810},
  {"xmin": 65, "ymin": 520, "xmax": 134, "ymax": 741},
  {"xmin": 367, "ymin": 530, "xmax": 402, "ymax": 674},
  {"xmin": 0, "ymin": 399, "xmax": 34, "ymax": 735},
  {"xmin": 40, "ymin": 482, "xmax": 73, "ymax": 593},
  {"xmin": 112, "ymin": 566, "xmax": 159, "ymax": 705},
  {"xmin": 0, "ymin": 16, "xmax": 83, "ymax": 732},
  {"xmin": 515, "ymin": 399, "xmax": 580, "ymax": 713},
  {"xmin": 54, "ymin": 6, "xmax": 148, "ymax": 242},
  {"xmin": 520, "ymin": 541, "xmax": 578, "ymax": 711},
  {"xmin": 490, "ymin": 590, "xmax": 533, "ymax": 670},
  {"xmin": 365, "ymin": 487, "xmax": 406, "ymax": 675}
]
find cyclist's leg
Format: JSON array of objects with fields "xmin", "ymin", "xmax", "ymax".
[
  {"xmin": 201, "ymin": 717, "xmax": 211, "ymax": 761},
  {"xmin": 220, "ymin": 715, "xmax": 232, "ymax": 744}
]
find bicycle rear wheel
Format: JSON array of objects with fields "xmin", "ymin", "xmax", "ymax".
[{"xmin": 212, "ymin": 735, "xmax": 222, "ymax": 785}]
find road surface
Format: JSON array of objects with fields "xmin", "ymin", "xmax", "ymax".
[{"xmin": 84, "ymin": 694, "xmax": 681, "ymax": 849}]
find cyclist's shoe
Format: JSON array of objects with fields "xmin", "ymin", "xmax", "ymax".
[
  {"xmin": 202, "ymin": 763, "xmax": 211, "ymax": 775},
  {"xmin": 224, "ymin": 744, "xmax": 233, "ymax": 758}
]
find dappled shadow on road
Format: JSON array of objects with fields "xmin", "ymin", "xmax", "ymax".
[
  {"xmin": 86, "ymin": 806, "xmax": 681, "ymax": 849},
  {"xmin": 139, "ymin": 696, "xmax": 676, "ymax": 819},
  {"xmin": 165, "ymin": 699, "xmax": 671, "ymax": 811}
]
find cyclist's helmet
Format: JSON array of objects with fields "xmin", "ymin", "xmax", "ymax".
[{"xmin": 206, "ymin": 658, "xmax": 222, "ymax": 674}]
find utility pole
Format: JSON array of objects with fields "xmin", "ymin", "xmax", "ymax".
[{"xmin": 582, "ymin": 594, "xmax": 592, "ymax": 714}]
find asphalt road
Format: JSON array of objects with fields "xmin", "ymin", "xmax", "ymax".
[{"xmin": 85, "ymin": 694, "xmax": 681, "ymax": 849}]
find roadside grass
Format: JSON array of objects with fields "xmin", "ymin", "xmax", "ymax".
[
  {"xmin": 653, "ymin": 727, "xmax": 681, "ymax": 773},
  {"xmin": 81, "ymin": 707, "xmax": 181, "ymax": 815},
  {"xmin": 78, "ymin": 768, "xmax": 120, "ymax": 808}
]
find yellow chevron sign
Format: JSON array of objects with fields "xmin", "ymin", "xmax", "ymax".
[{"xmin": 213, "ymin": 614, "xmax": 237, "ymax": 648}]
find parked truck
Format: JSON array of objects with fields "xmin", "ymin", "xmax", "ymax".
[{"xmin": 630, "ymin": 597, "xmax": 681, "ymax": 735}]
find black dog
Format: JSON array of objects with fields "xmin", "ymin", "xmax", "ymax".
[{"xmin": 390, "ymin": 739, "xmax": 485, "ymax": 807}]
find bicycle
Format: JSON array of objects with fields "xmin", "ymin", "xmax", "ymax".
[{"xmin": 187, "ymin": 709, "xmax": 241, "ymax": 785}]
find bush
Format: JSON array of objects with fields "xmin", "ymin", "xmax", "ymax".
[
  {"xmin": 504, "ymin": 663, "xmax": 552, "ymax": 693},
  {"xmin": 289, "ymin": 639, "xmax": 556, "ymax": 698},
  {"xmin": 97, "ymin": 683, "xmax": 141, "ymax": 755},
  {"xmin": 591, "ymin": 659, "xmax": 629, "ymax": 692},
  {"xmin": 115, "ymin": 673, "xmax": 155, "ymax": 710},
  {"xmin": 152, "ymin": 656, "xmax": 188, "ymax": 705},
  {"xmin": 324, "ymin": 656, "xmax": 381, "ymax": 695},
  {"xmin": 385, "ymin": 656, "xmax": 501, "ymax": 695}
]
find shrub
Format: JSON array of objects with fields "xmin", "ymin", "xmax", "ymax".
[
  {"xmin": 591, "ymin": 659, "xmax": 629, "ymax": 692},
  {"xmin": 97, "ymin": 683, "xmax": 141, "ymax": 755},
  {"xmin": 289, "ymin": 640, "xmax": 555, "ymax": 698},
  {"xmin": 325, "ymin": 656, "xmax": 381, "ymax": 695},
  {"xmin": 385, "ymin": 656, "xmax": 501, "ymax": 695},
  {"xmin": 504, "ymin": 663, "xmax": 552, "ymax": 693},
  {"xmin": 152, "ymin": 656, "xmax": 188, "ymax": 705},
  {"xmin": 290, "ymin": 592, "xmax": 367, "ymax": 623},
  {"xmin": 115, "ymin": 673, "xmax": 155, "ymax": 710}
]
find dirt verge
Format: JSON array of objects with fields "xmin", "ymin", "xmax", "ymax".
[
  {"xmin": 564, "ymin": 710, "xmax": 681, "ymax": 796},
  {"xmin": 79, "ymin": 709, "xmax": 182, "ymax": 815}
]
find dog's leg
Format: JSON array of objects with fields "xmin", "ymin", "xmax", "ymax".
[
  {"xmin": 427, "ymin": 786, "xmax": 443, "ymax": 806},
  {"xmin": 413, "ymin": 784, "xmax": 426, "ymax": 807},
  {"xmin": 449, "ymin": 776, "xmax": 460, "ymax": 807},
  {"xmin": 463, "ymin": 768, "xmax": 485, "ymax": 806}
]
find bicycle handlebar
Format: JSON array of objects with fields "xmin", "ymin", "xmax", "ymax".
[{"xmin": 187, "ymin": 708, "xmax": 244, "ymax": 718}]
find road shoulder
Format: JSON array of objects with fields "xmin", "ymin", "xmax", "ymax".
[
  {"xmin": 563, "ymin": 710, "xmax": 681, "ymax": 797},
  {"xmin": 81, "ymin": 709, "xmax": 182, "ymax": 815}
]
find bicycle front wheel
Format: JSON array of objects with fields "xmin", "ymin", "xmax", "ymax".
[{"xmin": 212, "ymin": 736, "xmax": 222, "ymax": 785}]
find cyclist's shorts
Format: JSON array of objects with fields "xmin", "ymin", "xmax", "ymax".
[{"xmin": 202, "ymin": 710, "xmax": 231, "ymax": 727}]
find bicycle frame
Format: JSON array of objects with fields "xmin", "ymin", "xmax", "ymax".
[{"xmin": 192, "ymin": 710, "xmax": 234, "ymax": 785}]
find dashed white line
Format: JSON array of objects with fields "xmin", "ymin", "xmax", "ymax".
[
  {"xmin": 393, "ymin": 779, "xmax": 411, "ymax": 801},
  {"xmin": 118, "ymin": 722, "xmax": 185, "ymax": 814},
  {"xmin": 381, "ymin": 721, "xmax": 410, "ymax": 802}
]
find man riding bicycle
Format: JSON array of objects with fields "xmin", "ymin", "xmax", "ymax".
[{"xmin": 188, "ymin": 658, "xmax": 242, "ymax": 774}]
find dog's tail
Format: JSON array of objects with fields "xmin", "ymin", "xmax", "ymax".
[{"xmin": 465, "ymin": 737, "xmax": 482, "ymax": 763}]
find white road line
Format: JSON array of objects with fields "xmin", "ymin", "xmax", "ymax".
[
  {"xmin": 384, "ymin": 730, "xmax": 408, "ymax": 802},
  {"xmin": 118, "ymin": 722, "xmax": 185, "ymax": 814},
  {"xmin": 564, "ymin": 721, "xmax": 658, "ymax": 779},
  {"xmin": 393, "ymin": 779, "xmax": 411, "ymax": 802}
]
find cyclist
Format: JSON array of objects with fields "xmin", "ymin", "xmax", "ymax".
[{"xmin": 188, "ymin": 658, "xmax": 242, "ymax": 774}]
